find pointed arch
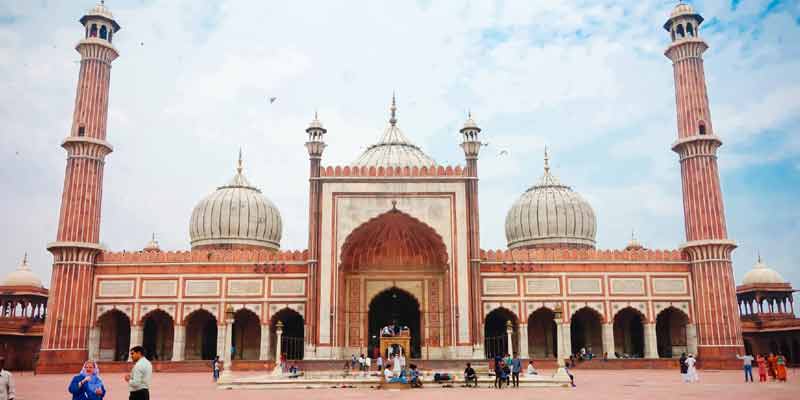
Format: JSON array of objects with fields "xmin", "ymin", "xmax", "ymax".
[
  {"xmin": 141, "ymin": 309, "xmax": 174, "ymax": 361},
  {"xmin": 571, "ymin": 306, "xmax": 603, "ymax": 356},
  {"xmin": 232, "ymin": 308, "xmax": 261, "ymax": 360},
  {"xmin": 613, "ymin": 307, "xmax": 645, "ymax": 358},
  {"xmin": 656, "ymin": 306, "xmax": 689, "ymax": 358},
  {"xmin": 484, "ymin": 307, "xmax": 519, "ymax": 358}
]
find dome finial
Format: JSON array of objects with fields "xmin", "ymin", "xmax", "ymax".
[
  {"xmin": 757, "ymin": 250, "xmax": 761, "ymax": 263},
  {"xmin": 21, "ymin": 253, "xmax": 29, "ymax": 269},
  {"xmin": 544, "ymin": 146, "xmax": 550, "ymax": 173},
  {"xmin": 237, "ymin": 148, "xmax": 243, "ymax": 174},
  {"xmin": 389, "ymin": 92, "xmax": 397, "ymax": 126}
]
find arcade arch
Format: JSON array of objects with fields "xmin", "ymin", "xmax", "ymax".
[
  {"xmin": 271, "ymin": 308, "xmax": 304, "ymax": 360},
  {"xmin": 184, "ymin": 309, "xmax": 217, "ymax": 360},
  {"xmin": 368, "ymin": 287, "xmax": 421, "ymax": 358},
  {"xmin": 141, "ymin": 309, "xmax": 174, "ymax": 361},
  {"xmin": 613, "ymin": 307, "xmax": 645, "ymax": 358},
  {"xmin": 570, "ymin": 307, "xmax": 603, "ymax": 356},
  {"xmin": 527, "ymin": 307, "xmax": 557, "ymax": 358},
  {"xmin": 97, "ymin": 309, "xmax": 130, "ymax": 361},
  {"xmin": 484, "ymin": 307, "xmax": 519, "ymax": 359},
  {"xmin": 656, "ymin": 307, "xmax": 689, "ymax": 358},
  {"xmin": 232, "ymin": 308, "xmax": 261, "ymax": 360}
]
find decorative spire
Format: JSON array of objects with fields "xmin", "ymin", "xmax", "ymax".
[
  {"xmin": 389, "ymin": 92, "xmax": 397, "ymax": 126},
  {"xmin": 20, "ymin": 253, "xmax": 30, "ymax": 270},
  {"xmin": 544, "ymin": 145, "xmax": 550, "ymax": 173},
  {"xmin": 237, "ymin": 148, "xmax": 243, "ymax": 174}
]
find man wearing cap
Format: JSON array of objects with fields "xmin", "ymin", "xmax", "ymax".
[{"xmin": 0, "ymin": 357, "xmax": 15, "ymax": 400}]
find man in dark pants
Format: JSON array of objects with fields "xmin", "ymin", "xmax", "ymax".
[
  {"xmin": 125, "ymin": 346, "xmax": 152, "ymax": 400},
  {"xmin": 511, "ymin": 353, "xmax": 522, "ymax": 387}
]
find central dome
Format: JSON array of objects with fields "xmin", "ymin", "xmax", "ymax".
[
  {"xmin": 505, "ymin": 151, "xmax": 596, "ymax": 249},
  {"xmin": 352, "ymin": 96, "xmax": 436, "ymax": 168},
  {"xmin": 189, "ymin": 153, "xmax": 282, "ymax": 250}
]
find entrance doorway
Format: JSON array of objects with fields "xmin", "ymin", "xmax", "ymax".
[{"xmin": 369, "ymin": 287, "xmax": 421, "ymax": 358}]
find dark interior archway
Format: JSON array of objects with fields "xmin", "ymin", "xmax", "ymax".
[
  {"xmin": 528, "ymin": 308, "xmax": 557, "ymax": 358},
  {"xmin": 484, "ymin": 308, "xmax": 518, "ymax": 359},
  {"xmin": 271, "ymin": 308, "xmax": 304, "ymax": 360},
  {"xmin": 613, "ymin": 308, "xmax": 644, "ymax": 358},
  {"xmin": 656, "ymin": 307, "xmax": 688, "ymax": 358},
  {"xmin": 184, "ymin": 310, "xmax": 217, "ymax": 360},
  {"xmin": 97, "ymin": 310, "xmax": 130, "ymax": 361},
  {"xmin": 232, "ymin": 309, "xmax": 261, "ymax": 360},
  {"xmin": 571, "ymin": 307, "xmax": 602, "ymax": 356},
  {"xmin": 368, "ymin": 287, "xmax": 421, "ymax": 358},
  {"xmin": 142, "ymin": 309, "xmax": 174, "ymax": 361}
]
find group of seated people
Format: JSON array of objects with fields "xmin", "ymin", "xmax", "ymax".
[
  {"xmin": 382, "ymin": 362, "xmax": 422, "ymax": 388},
  {"xmin": 379, "ymin": 323, "xmax": 410, "ymax": 337}
]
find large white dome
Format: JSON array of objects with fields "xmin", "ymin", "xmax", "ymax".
[
  {"xmin": 189, "ymin": 157, "xmax": 282, "ymax": 250},
  {"xmin": 352, "ymin": 96, "xmax": 436, "ymax": 168},
  {"xmin": 1, "ymin": 254, "xmax": 43, "ymax": 288},
  {"xmin": 742, "ymin": 258, "xmax": 786, "ymax": 285},
  {"xmin": 505, "ymin": 154, "xmax": 596, "ymax": 249}
]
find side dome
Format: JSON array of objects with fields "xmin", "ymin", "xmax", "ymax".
[
  {"xmin": 505, "ymin": 151, "xmax": 596, "ymax": 249},
  {"xmin": 189, "ymin": 154, "xmax": 282, "ymax": 250},
  {"xmin": 2, "ymin": 254, "xmax": 43, "ymax": 288},
  {"xmin": 742, "ymin": 257, "xmax": 786, "ymax": 285},
  {"xmin": 352, "ymin": 95, "xmax": 436, "ymax": 168}
]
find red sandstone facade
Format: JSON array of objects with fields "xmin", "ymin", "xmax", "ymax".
[{"xmin": 35, "ymin": 3, "xmax": 750, "ymax": 373}]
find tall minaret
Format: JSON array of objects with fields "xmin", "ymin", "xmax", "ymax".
[
  {"xmin": 305, "ymin": 111, "xmax": 326, "ymax": 355},
  {"xmin": 664, "ymin": 3, "xmax": 742, "ymax": 366},
  {"xmin": 40, "ymin": 2, "xmax": 120, "ymax": 370},
  {"xmin": 460, "ymin": 112, "xmax": 483, "ymax": 355}
]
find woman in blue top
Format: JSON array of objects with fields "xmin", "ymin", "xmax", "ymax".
[{"xmin": 69, "ymin": 360, "xmax": 106, "ymax": 400}]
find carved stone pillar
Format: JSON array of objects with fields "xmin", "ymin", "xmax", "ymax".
[
  {"xmin": 260, "ymin": 324, "xmax": 270, "ymax": 361},
  {"xmin": 602, "ymin": 323, "xmax": 615, "ymax": 359},
  {"xmin": 518, "ymin": 323, "xmax": 529, "ymax": 358},
  {"xmin": 644, "ymin": 323, "xmax": 659, "ymax": 359},
  {"xmin": 172, "ymin": 324, "xmax": 185, "ymax": 361},
  {"xmin": 686, "ymin": 323, "xmax": 698, "ymax": 355},
  {"xmin": 88, "ymin": 326, "xmax": 100, "ymax": 361},
  {"xmin": 128, "ymin": 325, "xmax": 143, "ymax": 361}
]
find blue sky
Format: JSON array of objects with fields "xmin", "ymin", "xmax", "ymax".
[{"xmin": 0, "ymin": 1, "xmax": 798, "ymax": 309}]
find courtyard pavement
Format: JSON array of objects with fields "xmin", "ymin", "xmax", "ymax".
[{"xmin": 10, "ymin": 368, "xmax": 800, "ymax": 400}]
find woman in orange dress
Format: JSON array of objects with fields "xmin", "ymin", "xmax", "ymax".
[
  {"xmin": 776, "ymin": 354, "xmax": 787, "ymax": 382},
  {"xmin": 767, "ymin": 353, "xmax": 778, "ymax": 379}
]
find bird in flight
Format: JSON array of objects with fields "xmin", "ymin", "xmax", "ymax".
[
  {"xmin": 498, "ymin": 150, "xmax": 510, "ymax": 156},
  {"xmin": 269, "ymin": 97, "xmax": 277, "ymax": 104}
]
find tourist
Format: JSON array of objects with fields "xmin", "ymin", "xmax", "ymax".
[
  {"xmin": 125, "ymin": 346, "xmax": 152, "ymax": 400},
  {"xmin": 280, "ymin": 353, "xmax": 287, "ymax": 373},
  {"xmin": 365, "ymin": 355, "xmax": 372, "ymax": 372},
  {"xmin": 679, "ymin": 353, "xmax": 688, "ymax": 383},
  {"xmin": 735, "ymin": 353, "xmax": 754, "ymax": 382},
  {"xmin": 684, "ymin": 354, "xmax": 699, "ymax": 383},
  {"xmin": 377, "ymin": 355, "xmax": 384, "ymax": 371},
  {"xmin": 358, "ymin": 353, "xmax": 366, "ymax": 371},
  {"xmin": 409, "ymin": 364, "xmax": 423, "ymax": 388},
  {"xmin": 383, "ymin": 363, "xmax": 395, "ymax": 380},
  {"xmin": 501, "ymin": 360, "xmax": 511, "ymax": 386},
  {"xmin": 342, "ymin": 361, "xmax": 351, "ymax": 375},
  {"xmin": 511, "ymin": 353, "xmax": 522, "ymax": 387},
  {"xmin": 393, "ymin": 355, "xmax": 402, "ymax": 377},
  {"xmin": 526, "ymin": 360, "xmax": 538, "ymax": 375},
  {"xmin": 464, "ymin": 362, "xmax": 478, "ymax": 387},
  {"xmin": 757, "ymin": 354, "xmax": 768, "ymax": 382},
  {"xmin": 399, "ymin": 353, "xmax": 407, "ymax": 369},
  {"xmin": 776, "ymin": 354, "xmax": 787, "ymax": 382},
  {"xmin": 565, "ymin": 364, "xmax": 576, "ymax": 387},
  {"xmin": 211, "ymin": 356, "xmax": 221, "ymax": 382},
  {"xmin": 493, "ymin": 356, "xmax": 504, "ymax": 389},
  {"xmin": 350, "ymin": 354, "xmax": 357, "ymax": 370},
  {"xmin": 0, "ymin": 357, "xmax": 15, "ymax": 400},
  {"xmin": 580, "ymin": 347, "xmax": 587, "ymax": 360},
  {"xmin": 767, "ymin": 353, "xmax": 777, "ymax": 380},
  {"xmin": 69, "ymin": 360, "xmax": 106, "ymax": 400},
  {"xmin": 504, "ymin": 353, "xmax": 513, "ymax": 367}
]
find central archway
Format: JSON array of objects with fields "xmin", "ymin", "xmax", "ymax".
[
  {"xmin": 338, "ymin": 208, "xmax": 450, "ymax": 357},
  {"xmin": 369, "ymin": 287, "xmax": 421, "ymax": 358}
]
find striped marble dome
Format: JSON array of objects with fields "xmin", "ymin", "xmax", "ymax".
[
  {"xmin": 505, "ymin": 153, "xmax": 596, "ymax": 249},
  {"xmin": 352, "ymin": 95, "xmax": 436, "ymax": 168},
  {"xmin": 189, "ymin": 155, "xmax": 282, "ymax": 250}
]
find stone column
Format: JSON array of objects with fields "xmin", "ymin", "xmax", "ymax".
[
  {"xmin": 216, "ymin": 324, "xmax": 226, "ymax": 360},
  {"xmin": 558, "ymin": 322, "xmax": 571, "ymax": 362},
  {"xmin": 259, "ymin": 324, "xmax": 270, "ymax": 361},
  {"xmin": 88, "ymin": 326, "xmax": 100, "ymax": 361},
  {"xmin": 172, "ymin": 324, "xmax": 185, "ymax": 361},
  {"xmin": 272, "ymin": 321, "xmax": 284, "ymax": 376},
  {"xmin": 518, "ymin": 323, "xmax": 529, "ymax": 358},
  {"xmin": 128, "ymin": 325, "xmax": 143, "ymax": 361},
  {"xmin": 602, "ymin": 323, "xmax": 615, "ymax": 359},
  {"xmin": 505, "ymin": 320, "xmax": 514, "ymax": 356},
  {"xmin": 644, "ymin": 323, "xmax": 659, "ymax": 358},
  {"xmin": 220, "ymin": 318, "xmax": 234, "ymax": 381},
  {"xmin": 686, "ymin": 323, "xmax": 698, "ymax": 355}
]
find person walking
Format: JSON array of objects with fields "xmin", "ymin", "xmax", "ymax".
[
  {"xmin": 679, "ymin": 353, "xmax": 688, "ymax": 383},
  {"xmin": 685, "ymin": 354, "xmax": 699, "ymax": 383},
  {"xmin": 125, "ymin": 346, "xmax": 152, "ymax": 400},
  {"xmin": 776, "ymin": 354, "xmax": 787, "ymax": 382},
  {"xmin": 767, "ymin": 353, "xmax": 777, "ymax": 380},
  {"xmin": 0, "ymin": 357, "xmax": 15, "ymax": 400},
  {"xmin": 69, "ymin": 360, "xmax": 106, "ymax": 400},
  {"xmin": 511, "ymin": 353, "xmax": 522, "ymax": 387},
  {"xmin": 493, "ymin": 355, "xmax": 503, "ymax": 389},
  {"xmin": 376, "ymin": 355, "xmax": 384, "ymax": 371},
  {"xmin": 211, "ymin": 356, "xmax": 221, "ymax": 382},
  {"xmin": 736, "ymin": 353, "xmax": 754, "ymax": 382},
  {"xmin": 756, "ymin": 354, "xmax": 768, "ymax": 382}
]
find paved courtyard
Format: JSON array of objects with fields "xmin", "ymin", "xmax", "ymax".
[{"xmin": 11, "ymin": 369, "xmax": 800, "ymax": 400}]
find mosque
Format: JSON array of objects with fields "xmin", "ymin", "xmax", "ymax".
[{"xmin": 8, "ymin": 2, "xmax": 798, "ymax": 373}]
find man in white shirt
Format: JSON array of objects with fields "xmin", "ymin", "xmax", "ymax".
[
  {"xmin": 0, "ymin": 357, "xmax": 15, "ymax": 400},
  {"xmin": 125, "ymin": 346, "xmax": 153, "ymax": 400}
]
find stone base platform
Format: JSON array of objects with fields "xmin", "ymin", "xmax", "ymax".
[{"xmin": 217, "ymin": 370, "xmax": 571, "ymax": 390}]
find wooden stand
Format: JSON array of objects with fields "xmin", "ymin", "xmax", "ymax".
[{"xmin": 379, "ymin": 329, "xmax": 410, "ymax": 359}]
